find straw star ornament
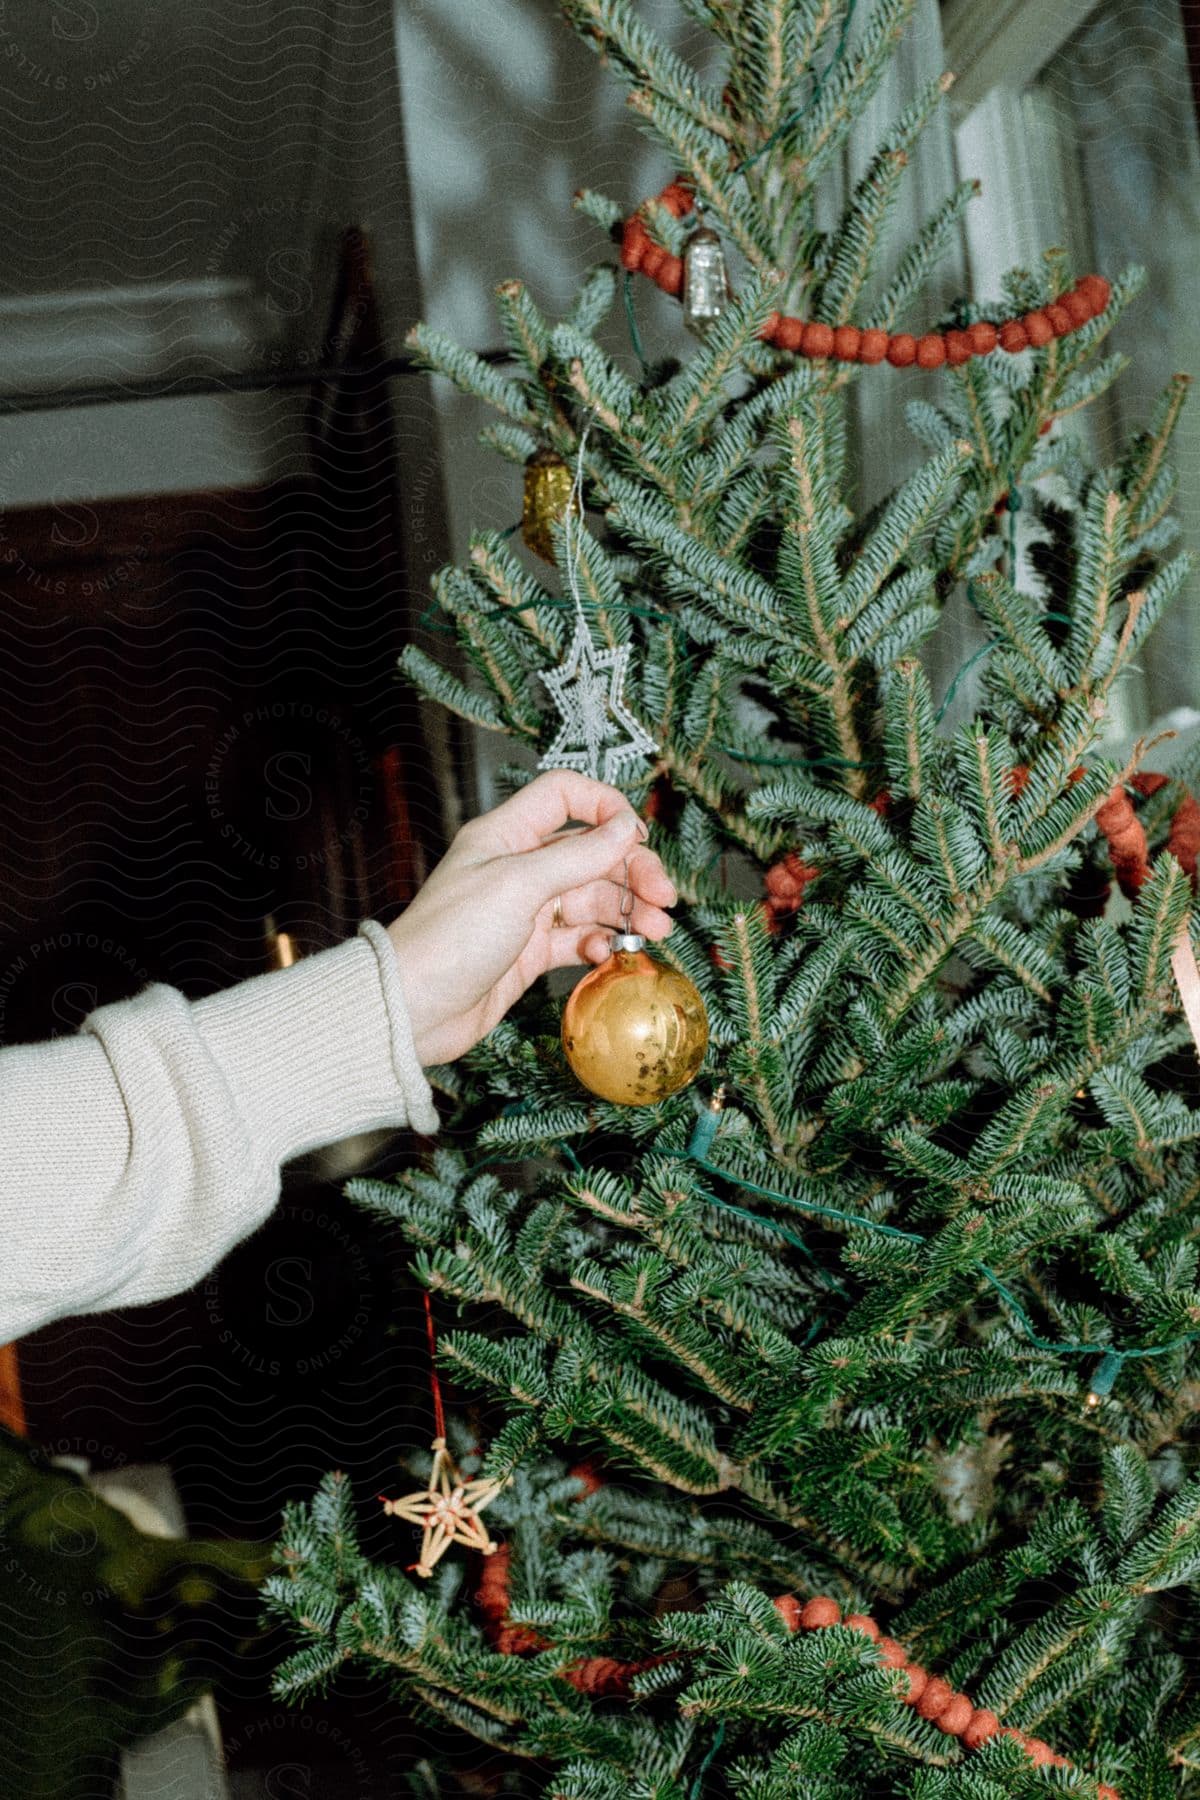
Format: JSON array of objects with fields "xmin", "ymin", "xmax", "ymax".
[
  {"xmin": 380, "ymin": 1437, "xmax": 506, "ymax": 1578},
  {"xmin": 380, "ymin": 1290, "xmax": 510, "ymax": 1577}
]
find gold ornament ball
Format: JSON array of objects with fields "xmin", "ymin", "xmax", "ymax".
[
  {"xmin": 562, "ymin": 946, "xmax": 708, "ymax": 1106},
  {"xmin": 521, "ymin": 447, "xmax": 580, "ymax": 562}
]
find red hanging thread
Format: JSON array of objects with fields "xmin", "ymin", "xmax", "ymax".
[
  {"xmin": 423, "ymin": 1287, "xmax": 447, "ymax": 1442},
  {"xmin": 621, "ymin": 179, "xmax": 1110, "ymax": 368}
]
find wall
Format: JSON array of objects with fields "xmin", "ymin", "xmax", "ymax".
[
  {"xmin": 391, "ymin": 0, "xmax": 716, "ymax": 567},
  {"xmin": 0, "ymin": 0, "xmax": 427, "ymax": 508}
]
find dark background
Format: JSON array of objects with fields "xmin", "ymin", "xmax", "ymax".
[{"xmin": 2, "ymin": 242, "xmax": 470, "ymax": 1795}]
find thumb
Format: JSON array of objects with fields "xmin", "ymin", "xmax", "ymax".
[{"xmin": 525, "ymin": 809, "xmax": 642, "ymax": 904}]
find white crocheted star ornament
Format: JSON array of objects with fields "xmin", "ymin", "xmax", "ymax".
[{"xmin": 539, "ymin": 614, "xmax": 657, "ymax": 784}]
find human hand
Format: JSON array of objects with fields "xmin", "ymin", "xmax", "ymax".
[{"xmin": 385, "ymin": 770, "xmax": 676, "ymax": 1065}]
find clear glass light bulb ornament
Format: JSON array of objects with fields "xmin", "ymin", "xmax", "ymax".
[{"xmin": 682, "ymin": 226, "xmax": 731, "ymax": 336}]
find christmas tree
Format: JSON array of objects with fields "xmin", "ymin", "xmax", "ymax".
[{"xmin": 265, "ymin": 4, "xmax": 1200, "ymax": 1796}]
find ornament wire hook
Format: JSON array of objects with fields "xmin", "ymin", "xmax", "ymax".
[
  {"xmin": 611, "ymin": 857, "xmax": 644, "ymax": 953},
  {"xmin": 563, "ymin": 415, "xmax": 595, "ymax": 640},
  {"xmin": 620, "ymin": 857, "xmax": 634, "ymax": 924}
]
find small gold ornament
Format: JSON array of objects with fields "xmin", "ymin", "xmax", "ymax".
[
  {"xmin": 682, "ymin": 225, "xmax": 732, "ymax": 337},
  {"xmin": 522, "ymin": 447, "xmax": 580, "ymax": 562},
  {"xmin": 562, "ymin": 930, "xmax": 708, "ymax": 1107},
  {"xmin": 380, "ymin": 1436, "xmax": 507, "ymax": 1578}
]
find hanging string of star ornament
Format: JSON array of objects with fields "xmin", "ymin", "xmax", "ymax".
[
  {"xmin": 536, "ymin": 424, "xmax": 658, "ymax": 786},
  {"xmin": 379, "ymin": 1291, "xmax": 509, "ymax": 1578}
]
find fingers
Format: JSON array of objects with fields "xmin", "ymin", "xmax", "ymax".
[
  {"xmin": 578, "ymin": 928, "xmax": 616, "ymax": 966},
  {"xmin": 625, "ymin": 844, "xmax": 676, "ymax": 908},
  {"xmin": 546, "ymin": 926, "xmax": 626, "ymax": 970},
  {"xmin": 543, "ymin": 878, "xmax": 673, "ymax": 941},
  {"xmin": 523, "ymin": 806, "xmax": 648, "ymax": 905},
  {"xmin": 467, "ymin": 770, "xmax": 645, "ymax": 856}
]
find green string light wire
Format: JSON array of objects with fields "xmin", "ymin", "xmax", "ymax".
[
  {"xmin": 679, "ymin": 1167, "xmax": 850, "ymax": 1296},
  {"xmin": 717, "ymin": 745, "xmax": 880, "ymax": 771},
  {"xmin": 689, "ymin": 1720, "xmax": 727, "ymax": 1800},
  {"xmin": 936, "ymin": 605, "xmax": 1077, "ymax": 724},
  {"xmin": 726, "ymin": 0, "xmax": 860, "ymax": 181},
  {"xmin": 676, "ymin": 1111, "xmax": 1200, "ymax": 1396},
  {"xmin": 462, "ymin": 1111, "xmax": 1199, "ymax": 1399},
  {"xmin": 935, "ymin": 639, "xmax": 997, "ymax": 724},
  {"xmin": 975, "ymin": 1266, "xmax": 1200, "ymax": 1370},
  {"xmin": 624, "ymin": 269, "xmax": 652, "ymax": 380},
  {"xmin": 674, "ymin": 1146, "xmax": 922, "ymax": 1243}
]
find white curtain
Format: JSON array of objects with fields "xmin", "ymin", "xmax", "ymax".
[
  {"xmin": 954, "ymin": 0, "xmax": 1200, "ymax": 750},
  {"xmin": 1039, "ymin": 0, "xmax": 1200, "ymax": 733}
]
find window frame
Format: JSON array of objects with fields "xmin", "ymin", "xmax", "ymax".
[{"xmin": 940, "ymin": 0, "xmax": 1105, "ymax": 116}]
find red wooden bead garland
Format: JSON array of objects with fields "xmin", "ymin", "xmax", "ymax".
[
  {"xmin": 999, "ymin": 320, "xmax": 1030, "ymax": 354},
  {"xmin": 770, "ymin": 1594, "xmax": 1120, "ymax": 1796},
  {"xmin": 619, "ymin": 179, "xmax": 1111, "ymax": 367},
  {"xmin": 900, "ymin": 1664, "xmax": 928, "ymax": 1702},
  {"xmin": 799, "ymin": 1594, "xmax": 842, "ymax": 1629},
  {"xmin": 1011, "ymin": 766, "xmax": 1200, "ymax": 903},
  {"xmin": 963, "ymin": 1708, "xmax": 1001, "ymax": 1749},
  {"xmin": 939, "ymin": 1695, "xmax": 976, "ymax": 1737},
  {"xmin": 477, "ymin": 1541, "xmax": 665, "ymax": 1693},
  {"xmin": 1170, "ymin": 792, "xmax": 1200, "ymax": 880},
  {"xmin": 724, "ymin": 765, "xmax": 1198, "ymax": 952},
  {"xmin": 476, "ymin": 1539, "xmax": 1119, "ymax": 1796},
  {"xmin": 914, "ymin": 1675, "xmax": 955, "ymax": 1719},
  {"xmin": 1094, "ymin": 784, "xmax": 1152, "ymax": 898}
]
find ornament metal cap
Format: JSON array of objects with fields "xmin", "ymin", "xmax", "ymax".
[{"xmin": 611, "ymin": 931, "xmax": 646, "ymax": 952}]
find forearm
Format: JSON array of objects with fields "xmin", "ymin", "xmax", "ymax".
[{"xmin": 0, "ymin": 922, "xmax": 437, "ymax": 1343}]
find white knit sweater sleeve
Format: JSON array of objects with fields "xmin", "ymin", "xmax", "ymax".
[{"xmin": 0, "ymin": 920, "xmax": 438, "ymax": 1344}]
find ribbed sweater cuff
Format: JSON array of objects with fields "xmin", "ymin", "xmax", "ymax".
[{"xmin": 190, "ymin": 924, "xmax": 439, "ymax": 1168}]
